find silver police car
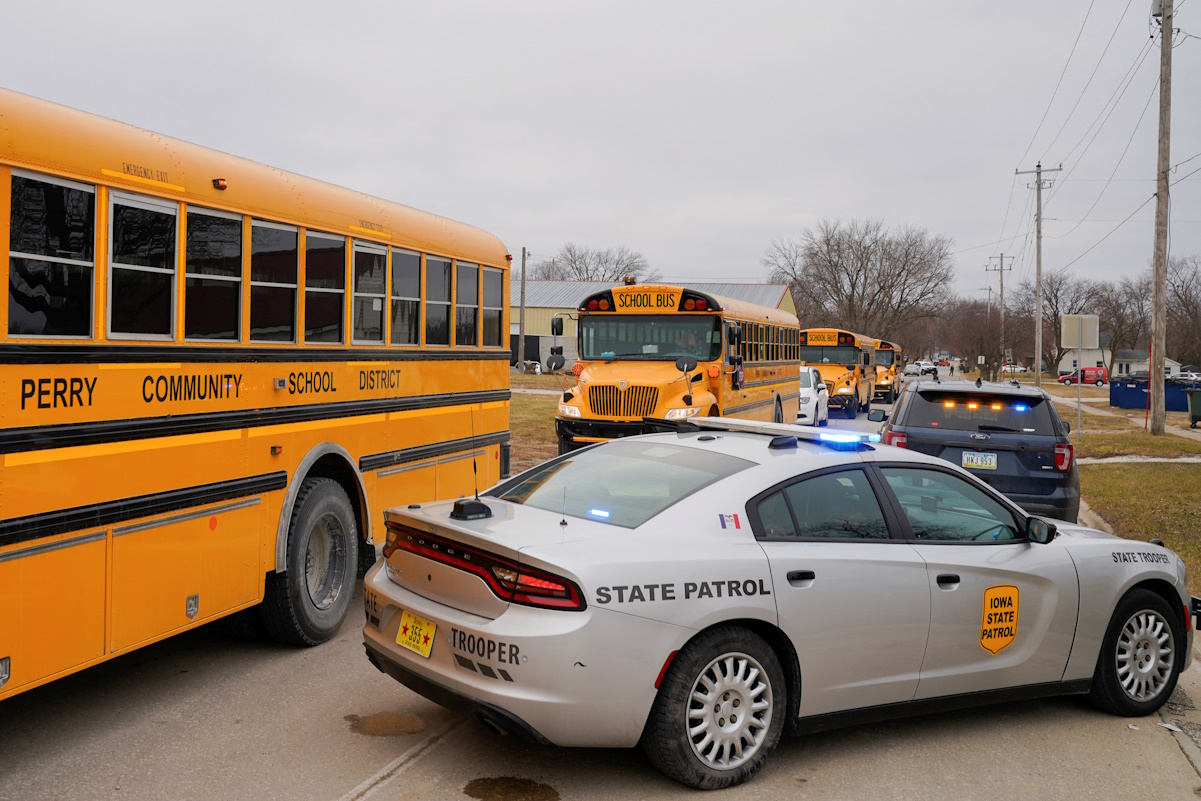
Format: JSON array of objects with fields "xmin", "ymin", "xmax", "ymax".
[{"xmin": 362, "ymin": 418, "xmax": 1195, "ymax": 790}]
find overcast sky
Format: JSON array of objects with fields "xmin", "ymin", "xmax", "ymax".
[{"xmin": 4, "ymin": 1, "xmax": 1198, "ymax": 299}]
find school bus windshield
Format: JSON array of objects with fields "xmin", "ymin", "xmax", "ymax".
[
  {"xmin": 876, "ymin": 350, "xmax": 896, "ymax": 367},
  {"xmin": 799, "ymin": 345, "xmax": 858, "ymax": 365},
  {"xmin": 579, "ymin": 315, "xmax": 722, "ymax": 361}
]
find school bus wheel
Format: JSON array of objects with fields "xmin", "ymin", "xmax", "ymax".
[{"xmin": 259, "ymin": 477, "xmax": 359, "ymax": 646}]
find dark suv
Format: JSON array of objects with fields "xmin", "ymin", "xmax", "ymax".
[{"xmin": 870, "ymin": 380, "xmax": 1079, "ymax": 522}]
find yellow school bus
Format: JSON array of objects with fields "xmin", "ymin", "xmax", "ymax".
[
  {"xmin": 555, "ymin": 284, "xmax": 800, "ymax": 451},
  {"xmin": 0, "ymin": 88, "xmax": 511, "ymax": 700},
  {"xmin": 798, "ymin": 328, "xmax": 876, "ymax": 419},
  {"xmin": 873, "ymin": 339, "xmax": 903, "ymax": 404}
]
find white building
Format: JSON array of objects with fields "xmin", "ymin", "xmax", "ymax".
[{"xmin": 1057, "ymin": 348, "xmax": 1181, "ymax": 376}]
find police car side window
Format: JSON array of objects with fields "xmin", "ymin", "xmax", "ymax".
[
  {"xmin": 757, "ymin": 491, "xmax": 797, "ymax": 538},
  {"xmin": 880, "ymin": 467, "xmax": 1020, "ymax": 543},
  {"xmin": 783, "ymin": 470, "xmax": 889, "ymax": 539}
]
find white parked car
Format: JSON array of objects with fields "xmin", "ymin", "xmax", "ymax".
[
  {"xmin": 796, "ymin": 366, "xmax": 829, "ymax": 427},
  {"xmin": 362, "ymin": 418, "xmax": 1195, "ymax": 789},
  {"xmin": 1001, "ymin": 364, "xmax": 1028, "ymax": 374}
]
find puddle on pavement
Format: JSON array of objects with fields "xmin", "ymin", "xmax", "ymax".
[
  {"xmin": 344, "ymin": 711, "xmax": 426, "ymax": 736},
  {"xmin": 463, "ymin": 776, "xmax": 560, "ymax": 801}
]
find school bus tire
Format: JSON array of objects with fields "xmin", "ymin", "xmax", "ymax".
[
  {"xmin": 772, "ymin": 398, "xmax": 783, "ymax": 424},
  {"xmin": 844, "ymin": 401, "xmax": 857, "ymax": 420},
  {"xmin": 259, "ymin": 477, "xmax": 359, "ymax": 646}
]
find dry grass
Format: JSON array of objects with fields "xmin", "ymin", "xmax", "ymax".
[
  {"xmin": 510, "ymin": 371, "xmax": 574, "ymax": 391},
  {"xmin": 1039, "ymin": 382, "xmax": 1109, "ymax": 399},
  {"xmin": 509, "ymin": 393, "xmax": 560, "ymax": 472},
  {"xmin": 1080, "ymin": 463, "xmax": 1201, "ymax": 592},
  {"xmin": 1075, "ymin": 432, "xmax": 1201, "ymax": 459},
  {"xmin": 1167, "ymin": 410, "xmax": 1196, "ymax": 430},
  {"xmin": 1063, "ymin": 411, "xmax": 1140, "ymax": 432}
]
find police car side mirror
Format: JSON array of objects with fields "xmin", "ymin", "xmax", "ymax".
[
  {"xmin": 867, "ymin": 409, "xmax": 886, "ymax": 423},
  {"xmin": 551, "ymin": 318, "xmax": 564, "ymax": 337},
  {"xmin": 1027, "ymin": 517, "xmax": 1057, "ymax": 544}
]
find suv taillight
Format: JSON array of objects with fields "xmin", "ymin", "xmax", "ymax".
[
  {"xmin": 1055, "ymin": 443, "xmax": 1073, "ymax": 472},
  {"xmin": 384, "ymin": 524, "xmax": 585, "ymax": 611},
  {"xmin": 884, "ymin": 429, "xmax": 907, "ymax": 448}
]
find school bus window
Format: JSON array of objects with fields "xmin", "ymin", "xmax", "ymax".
[
  {"xmin": 482, "ymin": 266, "xmax": 503, "ymax": 346},
  {"xmin": 304, "ymin": 231, "xmax": 345, "ymax": 343},
  {"xmin": 353, "ymin": 240, "xmax": 386, "ymax": 343},
  {"xmin": 185, "ymin": 207, "xmax": 241, "ymax": 341},
  {"xmin": 456, "ymin": 262, "xmax": 479, "ymax": 347},
  {"xmin": 8, "ymin": 171, "xmax": 95, "ymax": 337},
  {"xmin": 425, "ymin": 256, "xmax": 451, "ymax": 345},
  {"xmin": 390, "ymin": 248, "xmax": 420, "ymax": 345},
  {"xmin": 250, "ymin": 221, "xmax": 298, "ymax": 342},
  {"xmin": 109, "ymin": 191, "xmax": 177, "ymax": 338}
]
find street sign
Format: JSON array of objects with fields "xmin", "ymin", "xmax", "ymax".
[
  {"xmin": 978, "ymin": 355, "xmax": 985, "ymax": 365},
  {"xmin": 1005, "ymin": 348, "xmax": 1013, "ymax": 362},
  {"xmin": 1061, "ymin": 314, "xmax": 1099, "ymax": 349}
]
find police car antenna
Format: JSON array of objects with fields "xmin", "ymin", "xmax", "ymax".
[{"xmin": 470, "ymin": 408, "xmax": 479, "ymax": 501}]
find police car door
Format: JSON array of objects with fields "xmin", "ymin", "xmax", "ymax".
[
  {"xmin": 749, "ymin": 466, "xmax": 930, "ymax": 717},
  {"xmin": 873, "ymin": 464, "xmax": 1078, "ymax": 699}
]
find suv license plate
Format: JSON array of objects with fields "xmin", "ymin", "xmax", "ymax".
[
  {"xmin": 396, "ymin": 609, "xmax": 437, "ymax": 658},
  {"xmin": 962, "ymin": 451, "xmax": 998, "ymax": 470}
]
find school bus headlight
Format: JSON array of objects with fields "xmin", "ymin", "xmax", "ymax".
[
  {"xmin": 665, "ymin": 407, "xmax": 700, "ymax": 420},
  {"xmin": 558, "ymin": 403, "xmax": 582, "ymax": 418},
  {"xmin": 836, "ymin": 387, "xmax": 853, "ymax": 393}
]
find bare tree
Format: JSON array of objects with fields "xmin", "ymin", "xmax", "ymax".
[
  {"xmin": 1167, "ymin": 255, "xmax": 1201, "ymax": 368},
  {"xmin": 942, "ymin": 298, "xmax": 1003, "ymax": 381},
  {"xmin": 530, "ymin": 243, "xmax": 661, "ymax": 283},
  {"xmin": 1014, "ymin": 267, "xmax": 1096, "ymax": 375},
  {"xmin": 761, "ymin": 219, "xmax": 954, "ymax": 338},
  {"xmin": 1093, "ymin": 273, "xmax": 1152, "ymax": 375}
]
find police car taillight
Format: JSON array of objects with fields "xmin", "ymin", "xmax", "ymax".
[
  {"xmin": 385, "ymin": 523, "xmax": 586, "ymax": 611},
  {"xmin": 884, "ymin": 430, "xmax": 907, "ymax": 448},
  {"xmin": 1054, "ymin": 443, "xmax": 1073, "ymax": 472}
]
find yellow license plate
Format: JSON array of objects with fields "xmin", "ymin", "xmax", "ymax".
[{"xmin": 396, "ymin": 610, "xmax": 437, "ymax": 658}]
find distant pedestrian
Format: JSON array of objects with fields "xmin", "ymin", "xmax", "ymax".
[{"xmin": 949, "ymin": 363, "xmax": 954, "ymax": 376}]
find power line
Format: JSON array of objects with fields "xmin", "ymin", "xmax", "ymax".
[
  {"xmin": 1053, "ymin": 37, "xmax": 1153, "ymax": 175},
  {"xmin": 991, "ymin": 173, "xmax": 1019, "ymax": 258},
  {"xmin": 1016, "ymin": 0, "xmax": 1097, "ymax": 167},
  {"xmin": 1040, "ymin": 0, "xmax": 1137, "ymax": 160},
  {"xmin": 1047, "ymin": 75, "xmax": 1159, "ymax": 240},
  {"xmin": 1055, "ymin": 165, "xmax": 1200, "ymax": 272}
]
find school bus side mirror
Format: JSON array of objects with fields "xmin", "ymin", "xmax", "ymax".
[
  {"xmin": 551, "ymin": 318, "xmax": 564, "ymax": 337},
  {"xmin": 675, "ymin": 356, "xmax": 698, "ymax": 374},
  {"xmin": 727, "ymin": 324, "xmax": 742, "ymax": 347}
]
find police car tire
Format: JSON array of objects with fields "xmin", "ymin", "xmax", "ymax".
[
  {"xmin": 1088, "ymin": 589, "xmax": 1183, "ymax": 717},
  {"xmin": 259, "ymin": 477, "xmax": 358, "ymax": 646},
  {"xmin": 640, "ymin": 625, "xmax": 786, "ymax": 790}
]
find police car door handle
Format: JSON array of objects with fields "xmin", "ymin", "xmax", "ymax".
[
  {"xmin": 786, "ymin": 570, "xmax": 815, "ymax": 587},
  {"xmin": 936, "ymin": 573, "xmax": 960, "ymax": 589}
]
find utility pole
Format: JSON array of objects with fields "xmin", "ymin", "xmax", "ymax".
[
  {"xmin": 517, "ymin": 247, "xmax": 528, "ymax": 374},
  {"xmin": 985, "ymin": 255, "xmax": 1012, "ymax": 376},
  {"xmin": 1016, "ymin": 161, "xmax": 1062, "ymax": 387},
  {"xmin": 1150, "ymin": 0, "xmax": 1173, "ymax": 435}
]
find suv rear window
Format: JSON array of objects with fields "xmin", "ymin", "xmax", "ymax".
[
  {"xmin": 490, "ymin": 439, "xmax": 754, "ymax": 528},
  {"xmin": 904, "ymin": 392, "xmax": 1058, "ymax": 435}
]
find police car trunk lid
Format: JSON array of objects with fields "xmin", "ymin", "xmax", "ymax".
[{"xmin": 382, "ymin": 501, "xmax": 588, "ymax": 619}]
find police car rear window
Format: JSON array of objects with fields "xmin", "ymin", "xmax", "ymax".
[
  {"xmin": 906, "ymin": 392, "xmax": 1057, "ymax": 435},
  {"xmin": 490, "ymin": 439, "xmax": 754, "ymax": 528}
]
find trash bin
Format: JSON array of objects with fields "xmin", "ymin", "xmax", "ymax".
[{"xmin": 1189, "ymin": 388, "xmax": 1201, "ymax": 429}]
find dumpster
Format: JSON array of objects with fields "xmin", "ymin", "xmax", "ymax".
[{"xmin": 1189, "ymin": 388, "xmax": 1201, "ymax": 429}]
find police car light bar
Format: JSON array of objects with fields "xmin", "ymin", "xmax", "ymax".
[{"xmin": 680, "ymin": 417, "xmax": 881, "ymax": 446}]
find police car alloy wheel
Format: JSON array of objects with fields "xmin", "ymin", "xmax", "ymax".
[
  {"xmin": 641, "ymin": 626, "xmax": 786, "ymax": 790},
  {"xmin": 1089, "ymin": 589, "xmax": 1183, "ymax": 717}
]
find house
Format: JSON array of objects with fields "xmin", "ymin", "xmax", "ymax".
[
  {"xmin": 1056, "ymin": 346, "xmax": 1181, "ymax": 377},
  {"xmin": 509, "ymin": 279, "xmax": 797, "ymax": 367}
]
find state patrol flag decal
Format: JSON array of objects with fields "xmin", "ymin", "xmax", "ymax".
[{"xmin": 719, "ymin": 514, "xmax": 741, "ymax": 529}]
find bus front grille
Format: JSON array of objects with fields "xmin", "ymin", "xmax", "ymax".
[{"xmin": 589, "ymin": 385, "xmax": 659, "ymax": 418}]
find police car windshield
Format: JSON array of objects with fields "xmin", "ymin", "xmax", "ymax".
[
  {"xmin": 490, "ymin": 439, "xmax": 753, "ymax": 528},
  {"xmin": 579, "ymin": 315, "xmax": 722, "ymax": 361}
]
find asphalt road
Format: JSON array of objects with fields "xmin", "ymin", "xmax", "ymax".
[{"xmin": 6, "ymin": 364, "xmax": 1201, "ymax": 800}]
